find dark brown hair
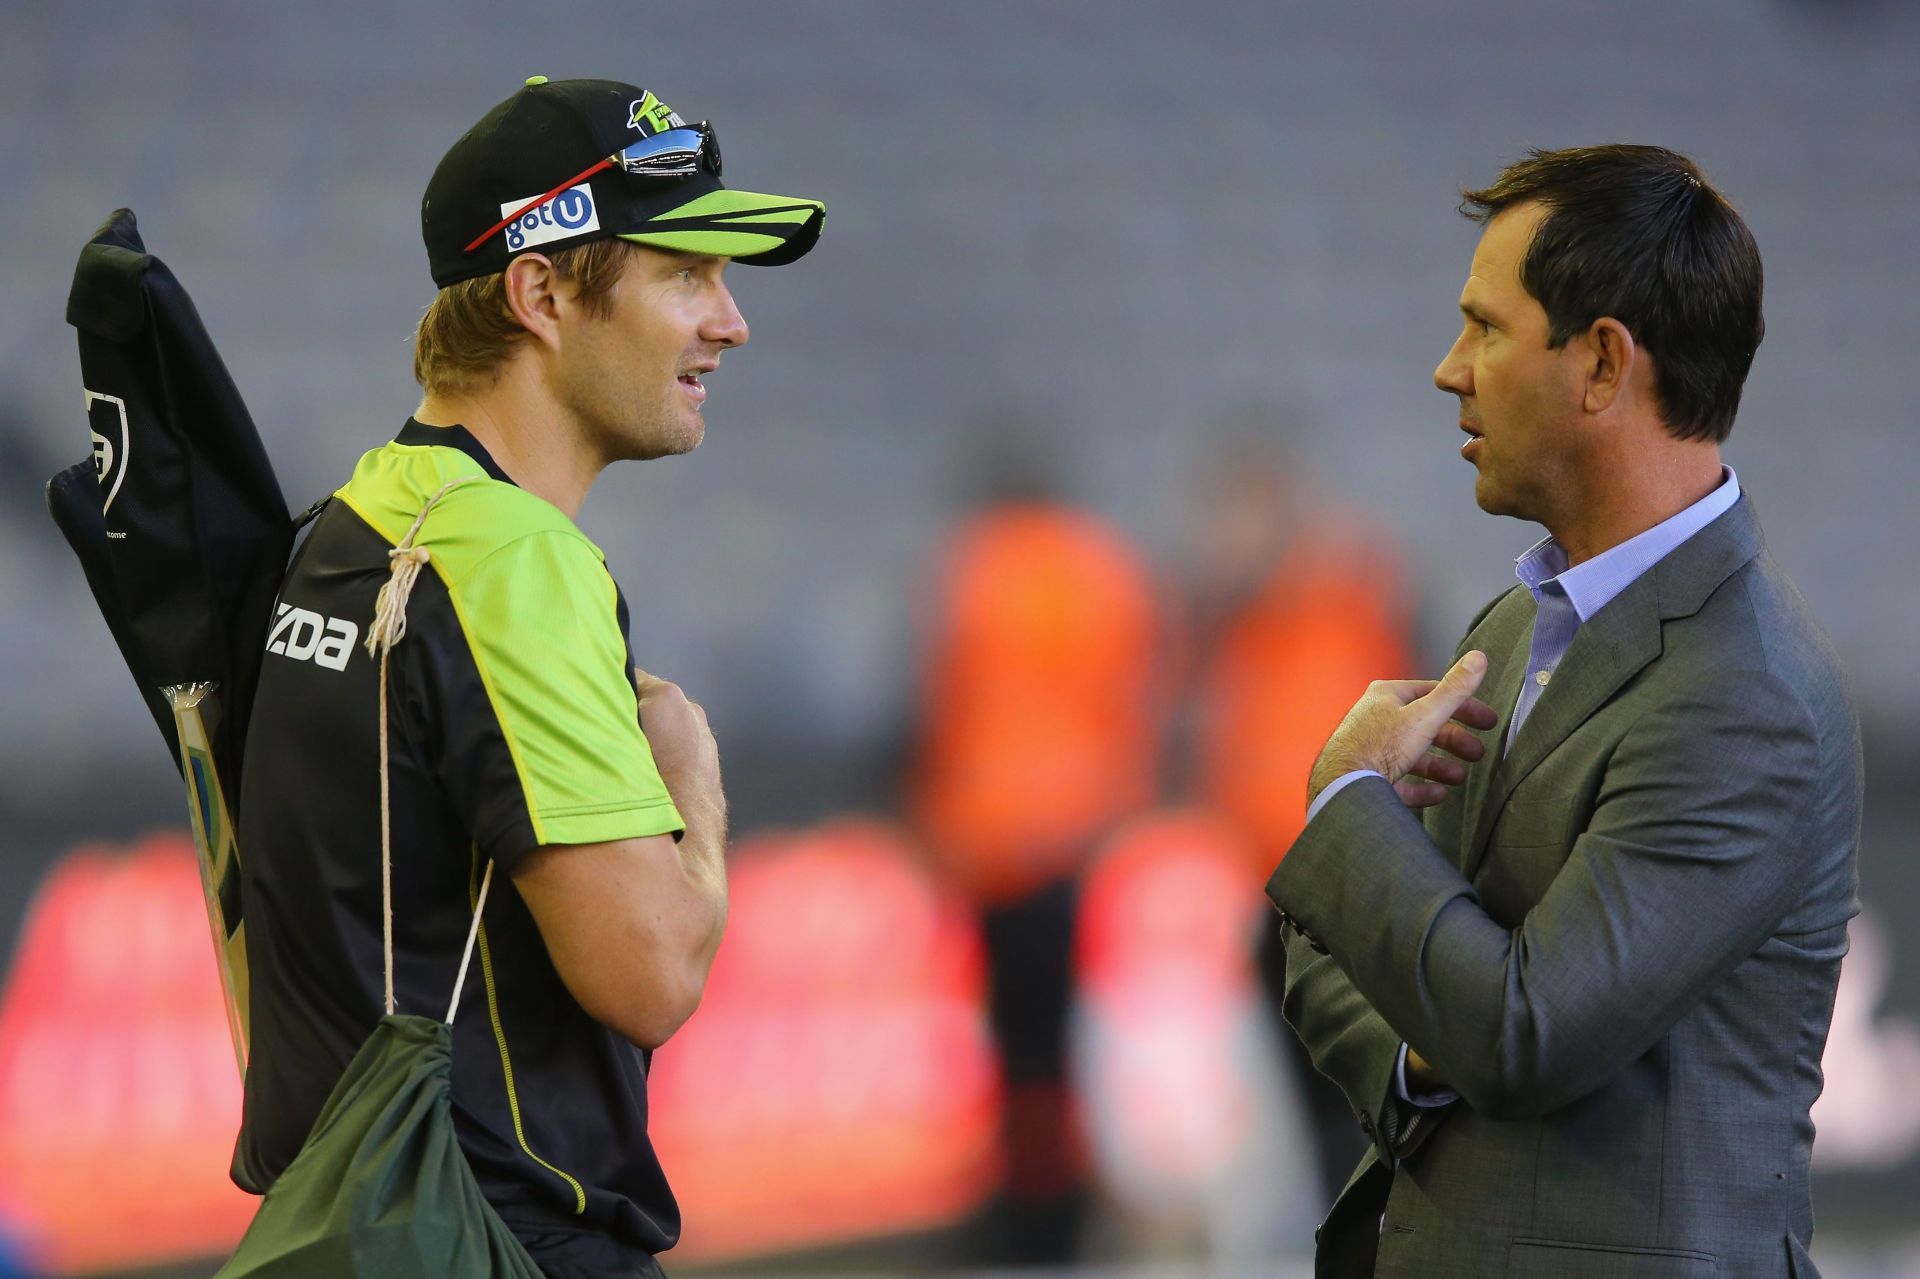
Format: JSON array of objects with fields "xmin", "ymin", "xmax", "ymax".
[
  {"xmin": 412, "ymin": 238, "xmax": 638, "ymax": 396},
  {"xmin": 1460, "ymin": 145, "xmax": 1764, "ymax": 444}
]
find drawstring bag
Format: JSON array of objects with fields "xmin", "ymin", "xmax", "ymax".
[{"xmin": 217, "ymin": 481, "xmax": 544, "ymax": 1277}]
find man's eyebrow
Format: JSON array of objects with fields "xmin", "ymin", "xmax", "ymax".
[
  {"xmin": 645, "ymin": 248, "xmax": 713, "ymax": 268},
  {"xmin": 1459, "ymin": 299, "xmax": 1493, "ymax": 322}
]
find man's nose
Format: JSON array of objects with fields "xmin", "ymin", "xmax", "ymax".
[
  {"xmin": 1434, "ymin": 335, "xmax": 1472, "ymax": 396},
  {"xmin": 705, "ymin": 285, "xmax": 749, "ymax": 349}
]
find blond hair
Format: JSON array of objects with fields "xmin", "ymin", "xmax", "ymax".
[{"xmin": 412, "ymin": 238, "xmax": 636, "ymax": 396}]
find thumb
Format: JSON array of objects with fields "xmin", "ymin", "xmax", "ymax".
[{"xmin": 1410, "ymin": 650, "xmax": 1488, "ymax": 737}]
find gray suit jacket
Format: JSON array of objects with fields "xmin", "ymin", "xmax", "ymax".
[{"xmin": 1266, "ymin": 496, "xmax": 1861, "ymax": 1278}]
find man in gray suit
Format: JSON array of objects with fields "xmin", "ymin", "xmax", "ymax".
[{"xmin": 1267, "ymin": 145, "xmax": 1861, "ymax": 1277}]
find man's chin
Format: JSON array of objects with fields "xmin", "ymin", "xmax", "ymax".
[
  {"xmin": 616, "ymin": 418, "xmax": 704, "ymax": 462},
  {"xmin": 1473, "ymin": 472, "xmax": 1518, "ymax": 518},
  {"xmin": 1474, "ymin": 475, "xmax": 1548, "ymax": 526},
  {"xmin": 673, "ymin": 416, "xmax": 706, "ymax": 455}
]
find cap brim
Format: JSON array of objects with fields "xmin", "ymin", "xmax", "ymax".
[{"xmin": 616, "ymin": 187, "xmax": 824, "ymax": 266}]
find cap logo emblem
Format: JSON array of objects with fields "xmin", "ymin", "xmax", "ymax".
[
  {"xmin": 627, "ymin": 92, "xmax": 685, "ymax": 136},
  {"xmin": 499, "ymin": 184, "xmax": 601, "ymax": 251}
]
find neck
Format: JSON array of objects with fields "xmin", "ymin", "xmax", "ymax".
[
  {"xmin": 414, "ymin": 364, "xmax": 601, "ymax": 519},
  {"xmin": 1546, "ymin": 436, "xmax": 1724, "ymax": 567}
]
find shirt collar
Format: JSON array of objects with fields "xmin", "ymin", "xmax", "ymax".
[
  {"xmin": 1514, "ymin": 466, "xmax": 1741, "ymax": 622},
  {"xmin": 394, "ymin": 418, "xmax": 516, "ymax": 486}
]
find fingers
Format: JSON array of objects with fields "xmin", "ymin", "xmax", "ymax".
[
  {"xmin": 633, "ymin": 669, "xmax": 710, "ymax": 738},
  {"xmin": 1402, "ymin": 750, "xmax": 1468, "ymax": 786},
  {"xmin": 1433, "ymin": 720, "xmax": 1486, "ymax": 763},
  {"xmin": 1408, "ymin": 651, "xmax": 1488, "ymax": 739},
  {"xmin": 633, "ymin": 667, "xmax": 724, "ymax": 814},
  {"xmin": 1437, "ymin": 650, "xmax": 1490, "ymax": 703},
  {"xmin": 1375, "ymin": 678, "xmax": 1441, "ymax": 704},
  {"xmin": 1393, "ymin": 777, "xmax": 1450, "ymax": 809},
  {"xmin": 1453, "ymin": 695, "xmax": 1500, "ymax": 732},
  {"xmin": 1323, "ymin": 653, "xmax": 1502, "ymax": 807},
  {"xmin": 634, "ymin": 667, "xmax": 701, "ymax": 714},
  {"xmin": 1371, "ymin": 681, "xmax": 1497, "ymax": 730},
  {"xmin": 633, "ymin": 666, "xmax": 675, "ymax": 697}
]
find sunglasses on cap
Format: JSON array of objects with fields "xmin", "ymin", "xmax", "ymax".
[{"xmin": 463, "ymin": 123, "xmax": 723, "ymax": 255}]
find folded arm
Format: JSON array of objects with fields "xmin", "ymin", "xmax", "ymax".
[
  {"xmin": 513, "ymin": 811, "xmax": 727, "ymax": 1050},
  {"xmin": 509, "ymin": 670, "xmax": 729, "ymax": 1052},
  {"xmin": 1271, "ymin": 670, "xmax": 1820, "ymax": 1120}
]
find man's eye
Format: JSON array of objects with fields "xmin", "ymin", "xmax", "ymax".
[{"xmin": 676, "ymin": 268, "xmax": 694, "ymax": 283}]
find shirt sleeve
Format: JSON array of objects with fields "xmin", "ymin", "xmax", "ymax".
[
  {"xmin": 422, "ymin": 528, "xmax": 684, "ymax": 868},
  {"xmin": 1307, "ymin": 769, "xmax": 1384, "ymax": 825},
  {"xmin": 1394, "ymin": 1041, "xmax": 1460, "ymax": 1107}
]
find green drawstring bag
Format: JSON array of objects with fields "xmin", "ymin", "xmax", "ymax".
[
  {"xmin": 218, "ymin": 482, "xmax": 544, "ymax": 1277},
  {"xmin": 214, "ymin": 1013, "xmax": 543, "ymax": 1276}
]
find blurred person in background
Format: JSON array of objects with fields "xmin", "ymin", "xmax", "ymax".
[
  {"xmin": 1172, "ymin": 432, "xmax": 1420, "ymax": 1203},
  {"xmin": 910, "ymin": 487, "xmax": 1161, "ymax": 1262},
  {"xmin": 231, "ymin": 76, "xmax": 821, "ymax": 1277},
  {"xmin": 911, "ymin": 439, "xmax": 1426, "ymax": 1263},
  {"xmin": 1268, "ymin": 145, "xmax": 1861, "ymax": 1274}
]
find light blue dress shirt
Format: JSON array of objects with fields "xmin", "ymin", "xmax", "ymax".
[{"xmin": 1301, "ymin": 467, "xmax": 1742, "ymax": 1107}]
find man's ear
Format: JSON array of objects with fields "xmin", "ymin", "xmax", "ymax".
[
  {"xmin": 501, "ymin": 253, "xmax": 563, "ymax": 350},
  {"xmin": 1582, "ymin": 316, "xmax": 1637, "ymax": 415}
]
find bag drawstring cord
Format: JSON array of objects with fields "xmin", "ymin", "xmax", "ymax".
[{"xmin": 362, "ymin": 478, "xmax": 490, "ymax": 1023}]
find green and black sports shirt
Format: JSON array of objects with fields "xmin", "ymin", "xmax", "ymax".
[{"xmin": 235, "ymin": 420, "xmax": 685, "ymax": 1270}]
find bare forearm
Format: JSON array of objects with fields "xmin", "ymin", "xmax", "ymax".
[
  {"xmin": 674, "ymin": 801, "xmax": 729, "ymax": 968},
  {"xmin": 514, "ymin": 822, "xmax": 728, "ymax": 1050},
  {"xmin": 625, "ymin": 667, "xmax": 729, "ymax": 1038}
]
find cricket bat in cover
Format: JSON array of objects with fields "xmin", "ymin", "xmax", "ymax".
[{"xmin": 171, "ymin": 683, "xmax": 250, "ymax": 1077}]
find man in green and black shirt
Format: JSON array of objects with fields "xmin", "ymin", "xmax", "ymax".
[{"xmin": 232, "ymin": 76, "xmax": 823, "ymax": 1277}]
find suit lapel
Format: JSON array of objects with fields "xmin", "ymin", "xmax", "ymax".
[
  {"xmin": 1451, "ymin": 598, "xmax": 1533, "ymax": 873},
  {"xmin": 1461, "ymin": 584, "xmax": 1662, "ymax": 880},
  {"xmin": 1458, "ymin": 495, "xmax": 1767, "ymax": 882}
]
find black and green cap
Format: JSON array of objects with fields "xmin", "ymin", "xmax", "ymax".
[{"xmin": 422, "ymin": 76, "xmax": 824, "ymax": 288}]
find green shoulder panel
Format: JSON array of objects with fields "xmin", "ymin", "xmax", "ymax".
[{"xmin": 336, "ymin": 443, "xmax": 684, "ymax": 847}]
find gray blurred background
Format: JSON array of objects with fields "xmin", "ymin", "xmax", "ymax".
[{"xmin": 1, "ymin": 0, "xmax": 1917, "ymax": 1274}]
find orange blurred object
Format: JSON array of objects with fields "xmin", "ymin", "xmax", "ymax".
[
  {"xmin": 0, "ymin": 832, "xmax": 256, "ymax": 1274},
  {"xmin": 1196, "ymin": 535, "xmax": 1412, "ymax": 873},
  {"xmin": 649, "ymin": 818, "xmax": 1003, "ymax": 1261},
  {"xmin": 911, "ymin": 505, "xmax": 1160, "ymax": 903}
]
